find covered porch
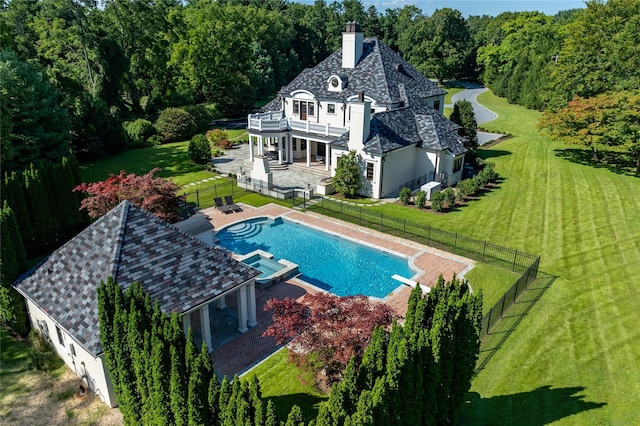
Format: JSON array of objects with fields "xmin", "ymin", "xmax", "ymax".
[
  {"xmin": 247, "ymin": 132, "xmax": 335, "ymax": 173},
  {"xmin": 182, "ymin": 280, "xmax": 257, "ymax": 352}
]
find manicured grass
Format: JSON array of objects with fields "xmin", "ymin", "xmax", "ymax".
[
  {"xmin": 79, "ymin": 141, "xmax": 214, "ymax": 186},
  {"xmin": 443, "ymin": 86, "xmax": 465, "ymax": 105},
  {"xmin": 463, "ymin": 264, "xmax": 520, "ymax": 316},
  {"xmin": 452, "ymin": 91, "xmax": 640, "ymax": 425},
  {"xmin": 247, "ymin": 349, "xmax": 328, "ymax": 423}
]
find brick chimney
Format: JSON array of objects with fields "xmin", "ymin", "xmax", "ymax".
[
  {"xmin": 348, "ymin": 92, "xmax": 371, "ymax": 151},
  {"xmin": 342, "ymin": 22, "xmax": 363, "ymax": 69}
]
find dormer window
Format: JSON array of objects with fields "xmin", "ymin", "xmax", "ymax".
[{"xmin": 328, "ymin": 74, "xmax": 347, "ymax": 92}]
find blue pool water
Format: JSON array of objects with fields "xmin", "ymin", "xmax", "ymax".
[{"xmin": 216, "ymin": 217, "xmax": 415, "ymax": 298}]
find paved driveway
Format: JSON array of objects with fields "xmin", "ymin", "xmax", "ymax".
[{"xmin": 446, "ymin": 83, "xmax": 503, "ymax": 145}]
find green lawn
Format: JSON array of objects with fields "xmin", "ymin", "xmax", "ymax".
[
  {"xmin": 463, "ymin": 263, "xmax": 520, "ymax": 316},
  {"xmin": 79, "ymin": 141, "xmax": 214, "ymax": 186},
  {"xmin": 453, "ymin": 91, "xmax": 640, "ymax": 425},
  {"xmin": 247, "ymin": 349, "xmax": 328, "ymax": 423}
]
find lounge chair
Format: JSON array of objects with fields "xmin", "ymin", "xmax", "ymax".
[
  {"xmin": 224, "ymin": 195, "xmax": 242, "ymax": 212},
  {"xmin": 214, "ymin": 197, "xmax": 231, "ymax": 214}
]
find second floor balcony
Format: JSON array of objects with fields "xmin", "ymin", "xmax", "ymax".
[{"xmin": 248, "ymin": 110, "xmax": 348, "ymax": 137}]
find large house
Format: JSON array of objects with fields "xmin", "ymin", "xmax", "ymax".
[
  {"xmin": 13, "ymin": 201, "xmax": 260, "ymax": 408},
  {"xmin": 247, "ymin": 22, "xmax": 468, "ymax": 199}
]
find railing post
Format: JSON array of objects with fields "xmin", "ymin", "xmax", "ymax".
[
  {"xmin": 512, "ymin": 249, "xmax": 518, "ymax": 271},
  {"xmin": 482, "ymin": 241, "xmax": 487, "ymax": 263}
]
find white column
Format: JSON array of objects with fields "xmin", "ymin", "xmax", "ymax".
[
  {"xmin": 247, "ymin": 282, "xmax": 257, "ymax": 327},
  {"xmin": 258, "ymin": 136, "xmax": 264, "ymax": 157},
  {"xmin": 237, "ymin": 286, "xmax": 248, "ymax": 332},
  {"xmin": 217, "ymin": 296, "xmax": 226, "ymax": 310},
  {"xmin": 306, "ymin": 139, "xmax": 311, "ymax": 167},
  {"xmin": 182, "ymin": 312, "xmax": 191, "ymax": 335},
  {"xmin": 249, "ymin": 136, "xmax": 254, "ymax": 162},
  {"xmin": 278, "ymin": 139, "xmax": 283, "ymax": 165},
  {"xmin": 287, "ymin": 136, "xmax": 292, "ymax": 163},
  {"xmin": 200, "ymin": 304, "xmax": 212, "ymax": 351},
  {"xmin": 326, "ymin": 144, "xmax": 331, "ymax": 171}
]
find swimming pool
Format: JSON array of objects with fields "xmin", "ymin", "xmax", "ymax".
[{"xmin": 216, "ymin": 217, "xmax": 415, "ymax": 298}]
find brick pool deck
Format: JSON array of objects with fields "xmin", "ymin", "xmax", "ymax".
[{"xmin": 202, "ymin": 203, "xmax": 474, "ymax": 377}]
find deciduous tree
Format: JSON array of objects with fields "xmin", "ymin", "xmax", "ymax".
[
  {"xmin": 74, "ymin": 168, "xmax": 181, "ymax": 222},
  {"xmin": 263, "ymin": 292, "xmax": 393, "ymax": 372}
]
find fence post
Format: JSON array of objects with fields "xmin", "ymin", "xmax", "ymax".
[
  {"xmin": 359, "ymin": 207, "xmax": 362, "ymax": 226},
  {"xmin": 403, "ymin": 219, "xmax": 406, "ymax": 238},
  {"xmin": 500, "ymin": 296, "xmax": 506, "ymax": 318},
  {"xmin": 454, "ymin": 233, "xmax": 458, "ymax": 254},
  {"xmin": 214, "ymin": 185, "xmax": 217, "ymax": 199},
  {"xmin": 482, "ymin": 241, "xmax": 487, "ymax": 263},
  {"xmin": 427, "ymin": 225, "xmax": 431, "ymax": 246},
  {"xmin": 380, "ymin": 212, "xmax": 383, "ymax": 232},
  {"xmin": 485, "ymin": 309, "xmax": 492, "ymax": 335},
  {"xmin": 196, "ymin": 189, "xmax": 200, "ymax": 207},
  {"xmin": 340, "ymin": 202, "xmax": 343, "ymax": 220},
  {"xmin": 321, "ymin": 196, "xmax": 324, "ymax": 213},
  {"xmin": 303, "ymin": 191, "xmax": 306, "ymax": 209},
  {"xmin": 512, "ymin": 249, "xmax": 519, "ymax": 271},
  {"xmin": 513, "ymin": 279, "xmax": 520, "ymax": 303}
]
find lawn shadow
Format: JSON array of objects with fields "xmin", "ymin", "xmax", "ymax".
[
  {"xmin": 266, "ymin": 393, "xmax": 328, "ymax": 424},
  {"xmin": 477, "ymin": 148, "xmax": 512, "ymax": 159},
  {"xmin": 459, "ymin": 386, "xmax": 606, "ymax": 425},
  {"xmin": 475, "ymin": 272, "xmax": 557, "ymax": 376},
  {"xmin": 554, "ymin": 148, "xmax": 639, "ymax": 177}
]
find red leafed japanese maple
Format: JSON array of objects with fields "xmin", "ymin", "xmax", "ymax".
[
  {"xmin": 263, "ymin": 292, "xmax": 394, "ymax": 370},
  {"xmin": 74, "ymin": 168, "xmax": 181, "ymax": 222}
]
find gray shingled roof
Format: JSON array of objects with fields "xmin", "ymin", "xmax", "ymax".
[
  {"xmin": 14, "ymin": 201, "xmax": 260, "ymax": 356},
  {"xmin": 264, "ymin": 38, "xmax": 445, "ymax": 110},
  {"xmin": 332, "ymin": 103, "xmax": 468, "ymax": 156}
]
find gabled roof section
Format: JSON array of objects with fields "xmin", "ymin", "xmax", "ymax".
[
  {"xmin": 15, "ymin": 201, "xmax": 260, "ymax": 356},
  {"xmin": 332, "ymin": 103, "xmax": 468, "ymax": 156},
  {"xmin": 271, "ymin": 38, "xmax": 444, "ymax": 106}
]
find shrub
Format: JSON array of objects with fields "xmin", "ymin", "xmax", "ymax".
[
  {"xmin": 475, "ymin": 170, "xmax": 490, "ymax": 188},
  {"xmin": 123, "ymin": 119, "xmax": 155, "ymax": 148},
  {"xmin": 482, "ymin": 161, "xmax": 498, "ymax": 181},
  {"xmin": 456, "ymin": 179, "xmax": 476, "ymax": 198},
  {"xmin": 206, "ymin": 129, "xmax": 233, "ymax": 149},
  {"xmin": 431, "ymin": 191, "xmax": 445, "ymax": 212},
  {"xmin": 155, "ymin": 108, "xmax": 197, "ymax": 143},
  {"xmin": 188, "ymin": 134, "xmax": 211, "ymax": 164},
  {"xmin": 28, "ymin": 330, "xmax": 63, "ymax": 371},
  {"xmin": 399, "ymin": 187, "xmax": 411, "ymax": 205},
  {"xmin": 146, "ymin": 135, "xmax": 162, "ymax": 146},
  {"xmin": 333, "ymin": 150, "xmax": 361, "ymax": 199},
  {"xmin": 442, "ymin": 187, "xmax": 456, "ymax": 209},
  {"xmin": 415, "ymin": 190, "xmax": 427, "ymax": 209}
]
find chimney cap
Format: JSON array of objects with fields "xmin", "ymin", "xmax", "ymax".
[{"xmin": 345, "ymin": 22, "xmax": 362, "ymax": 33}]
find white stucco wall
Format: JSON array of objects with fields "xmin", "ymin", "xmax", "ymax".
[
  {"xmin": 380, "ymin": 146, "xmax": 420, "ymax": 198},
  {"xmin": 25, "ymin": 299, "xmax": 118, "ymax": 408}
]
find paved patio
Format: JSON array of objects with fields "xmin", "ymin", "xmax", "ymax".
[{"xmin": 203, "ymin": 203, "xmax": 474, "ymax": 377}]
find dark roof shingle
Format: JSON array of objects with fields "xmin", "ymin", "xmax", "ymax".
[{"xmin": 15, "ymin": 201, "xmax": 260, "ymax": 356}]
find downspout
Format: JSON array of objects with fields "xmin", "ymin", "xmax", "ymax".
[
  {"xmin": 434, "ymin": 153, "xmax": 439, "ymax": 182},
  {"xmin": 379, "ymin": 154, "xmax": 385, "ymax": 198}
]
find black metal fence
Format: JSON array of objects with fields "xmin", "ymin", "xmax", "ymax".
[
  {"xmin": 300, "ymin": 196, "xmax": 539, "ymax": 274},
  {"xmin": 181, "ymin": 178, "xmax": 540, "ymax": 338}
]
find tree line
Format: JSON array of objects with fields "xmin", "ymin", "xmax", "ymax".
[
  {"xmin": 7, "ymin": 0, "xmax": 633, "ymax": 170},
  {"xmin": 97, "ymin": 274, "xmax": 482, "ymax": 425}
]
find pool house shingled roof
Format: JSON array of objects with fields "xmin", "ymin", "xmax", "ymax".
[{"xmin": 14, "ymin": 200, "xmax": 260, "ymax": 356}]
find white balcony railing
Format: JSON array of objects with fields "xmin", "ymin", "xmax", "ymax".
[{"xmin": 248, "ymin": 110, "xmax": 348, "ymax": 137}]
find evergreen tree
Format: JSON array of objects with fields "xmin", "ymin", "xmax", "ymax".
[
  {"xmin": 265, "ymin": 399, "xmax": 279, "ymax": 426},
  {"xmin": 248, "ymin": 375, "xmax": 264, "ymax": 426},
  {"xmin": 450, "ymin": 100, "xmax": 478, "ymax": 151},
  {"xmin": 285, "ymin": 405, "xmax": 304, "ymax": 426},
  {"xmin": 3, "ymin": 172, "xmax": 34, "ymax": 255},
  {"xmin": 187, "ymin": 343, "xmax": 212, "ymax": 425},
  {"xmin": 208, "ymin": 376, "xmax": 221, "ymax": 425},
  {"xmin": 218, "ymin": 377, "xmax": 232, "ymax": 424},
  {"xmin": 357, "ymin": 326, "xmax": 387, "ymax": 391},
  {"xmin": 332, "ymin": 150, "xmax": 362, "ymax": 199},
  {"xmin": 24, "ymin": 165, "xmax": 57, "ymax": 251}
]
